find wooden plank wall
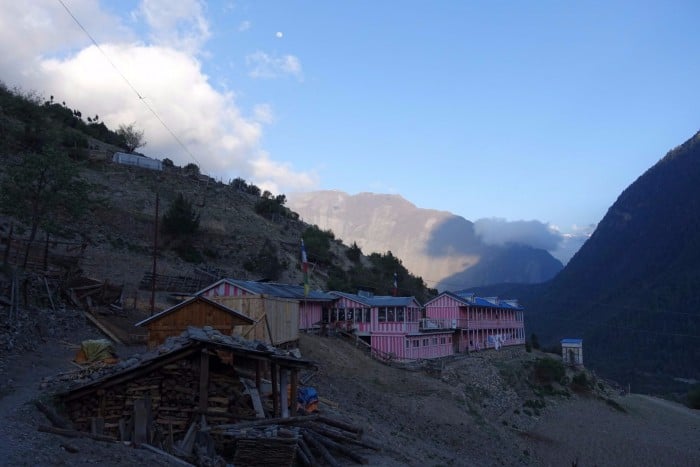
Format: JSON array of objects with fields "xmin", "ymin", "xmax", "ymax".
[
  {"xmin": 213, "ymin": 296, "xmax": 299, "ymax": 345},
  {"xmin": 146, "ymin": 300, "xmax": 250, "ymax": 348}
]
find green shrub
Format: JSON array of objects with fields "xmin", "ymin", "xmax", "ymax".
[
  {"xmin": 162, "ymin": 193, "xmax": 200, "ymax": 237},
  {"xmin": 174, "ymin": 244, "xmax": 203, "ymax": 263},
  {"xmin": 571, "ymin": 372, "xmax": 590, "ymax": 389},
  {"xmin": 533, "ymin": 358, "xmax": 565, "ymax": 384}
]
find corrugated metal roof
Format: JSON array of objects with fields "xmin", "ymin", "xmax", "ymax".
[
  {"xmin": 219, "ymin": 279, "xmax": 337, "ymax": 301},
  {"xmin": 329, "ymin": 291, "xmax": 419, "ymax": 307},
  {"xmin": 427, "ymin": 290, "xmax": 524, "ymax": 310}
]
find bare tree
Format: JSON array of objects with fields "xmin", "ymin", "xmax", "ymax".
[{"xmin": 116, "ymin": 122, "xmax": 146, "ymax": 153}]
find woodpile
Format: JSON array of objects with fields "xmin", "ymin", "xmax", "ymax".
[
  {"xmin": 208, "ymin": 415, "xmax": 378, "ymax": 466},
  {"xmin": 64, "ymin": 276, "xmax": 125, "ymax": 314},
  {"xmin": 53, "ymin": 328, "xmax": 367, "ymax": 466}
]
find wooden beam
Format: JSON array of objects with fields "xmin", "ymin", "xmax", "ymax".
[
  {"xmin": 255, "ymin": 360, "xmax": 262, "ymax": 391},
  {"xmin": 133, "ymin": 399, "xmax": 148, "ymax": 447},
  {"xmin": 198, "ymin": 349, "xmax": 210, "ymax": 414},
  {"xmin": 290, "ymin": 369, "xmax": 299, "ymax": 416},
  {"xmin": 280, "ymin": 368, "xmax": 289, "ymax": 418},
  {"xmin": 38, "ymin": 425, "xmax": 116, "ymax": 443},
  {"xmin": 83, "ymin": 311, "xmax": 123, "ymax": 344},
  {"xmin": 206, "ymin": 414, "xmax": 319, "ymax": 432},
  {"xmin": 141, "ymin": 443, "xmax": 196, "ymax": 466},
  {"xmin": 271, "ymin": 362, "xmax": 279, "ymax": 417},
  {"xmin": 240, "ymin": 378, "xmax": 265, "ymax": 419}
]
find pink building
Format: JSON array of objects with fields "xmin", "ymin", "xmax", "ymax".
[
  {"xmin": 326, "ymin": 291, "xmax": 454, "ymax": 361},
  {"xmin": 196, "ymin": 279, "xmax": 337, "ymax": 331},
  {"xmin": 423, "ymin": 291, "xmax": 525, "ymax": 352}
]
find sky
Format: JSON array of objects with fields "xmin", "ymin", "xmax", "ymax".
[{"xmin": 2, "ymin": 1, "xmax": 700, "ymax": 263}]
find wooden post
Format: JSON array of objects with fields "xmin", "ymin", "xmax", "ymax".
[
  {"xmin": 150, "ymin": 191, "xmax": 159, "ymax": 316},
  {"xmin": 271, "ymin": 362, "xmax": 279, "ymax": 417},
  {"xmin": 199, "ymin": 350, "xmax": 210, "ymax": 413},
  {"xmin": 3, "ymin": 223, "xmax": 12, "ymax": 265},
  {"xmin": 290, "ymin": 368, "xmax": 299, "ymax": 416},
  {"xmin": 255, "ymin": 360, "xmax": 262, "ymax": 391},
  {"xmin": 133, "ymin": 399, "xmax": 148, "ymax": 447},
  {"xmin": 280, "ymin": 368, "xmax": 289, "ymax": 418},
  {"xmin": 43, "ymin": 232, "xmax": 50, "ymax": 272}
]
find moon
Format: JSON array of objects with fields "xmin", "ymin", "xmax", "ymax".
[{"xmin": 276, "ymin": 31, "xmax": 283, "ymax": 38}]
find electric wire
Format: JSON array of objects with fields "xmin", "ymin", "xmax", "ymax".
[{"xmin": 56, "ymin": 0, "xmax": 201, "ymax": 167}]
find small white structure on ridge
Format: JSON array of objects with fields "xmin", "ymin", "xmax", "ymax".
[{"xmin": 561, "ymin": 338, "xmax": 583, "ymax": 366}]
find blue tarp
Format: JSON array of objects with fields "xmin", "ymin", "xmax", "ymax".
[{"xmin": 298, "ymin": 386, "xmax": 318, "ymax": 405}]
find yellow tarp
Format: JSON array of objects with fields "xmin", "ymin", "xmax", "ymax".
[{"xmin": 74, "ymin": 339, "xmax": 117, "ymax": 364}]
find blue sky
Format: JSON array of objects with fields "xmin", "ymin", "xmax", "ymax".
[{"xmin": 2, "ymin": 1, "xmax": 700, "ymax": 261}]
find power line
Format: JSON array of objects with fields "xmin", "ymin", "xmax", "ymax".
[{"xmin": 57, "ymin": 0, "xmax": 201, "ymax": 167}]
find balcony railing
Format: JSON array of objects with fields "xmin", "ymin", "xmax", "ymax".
[{"xmin": 419, "ymin": 318, "xmax": 452, "ymax": 331}]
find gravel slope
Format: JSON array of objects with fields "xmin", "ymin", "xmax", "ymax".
[{"xmin": 527, "ymin": 394, "xmax": 700, "ymax": 466}]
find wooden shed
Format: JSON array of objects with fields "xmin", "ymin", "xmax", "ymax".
[
  {"xmin": 212, "ymin": 295, "xmax": 299, "ymax": 346},
  {"xmin": 135, "ymin": 295, "xmax": 254, "ymax": 348},
  {"xmin": 58, "ymin": 327, "xmax": 315, "ymax": 457}
]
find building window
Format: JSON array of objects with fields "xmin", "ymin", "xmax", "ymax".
[
  {"xmin": 387, "ymin": 307, "xmax": 396, "ymax": 322},
  {"xmin": 378, "ymin": 307, "xmax": 387, "ymax": 322},
  {"xmin": 397, "ymin": 308, "xmax": 405, "ymax": 322},
  {"xmin": 322, "ymin": 308, "xmax": 329, "ymax": 322},
  {"xmin": 405, "ymin": 339, "xmax": 410, "ymax": 348},
  {"xmin": 431, "ymin": 337, "xmax": 438, "ymax": 345},
  {"xmin": 440, "ymin": 337, "xmax": 446, "ymax": 345},
  {"xmin": 422, "ymin": 338, "xmax": 429, "ymax": 346},
  {"xmin": 448, "ymin": 336, "xmax": 452, "ymax": 343},
  {"xmin": 338, "ymin": 309, "xmax": 345, "ymax": 321},
  {"xmin": 412, "ymin": 339, "xmax": 419, "ymax": 348}
]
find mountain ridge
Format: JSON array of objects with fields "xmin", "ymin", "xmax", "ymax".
[{"xmin": 288, "ymin": 190, "xmax": 563, "ymax": 290}]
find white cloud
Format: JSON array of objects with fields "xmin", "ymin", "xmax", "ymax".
[
  {"xmin": 474, "ymin": 217, "xmax": 563, "ymax": 251},
  {"xmin": 0, "ymin": 0, "xmax": 133, "ymax": 86},
  {"xmin": 0, "ymin": 1, "xmax": 316, "ymax": 195},
  {"xmin": 253, "ymin": 104, "xmax": 275, "ymax": 124},
  {"xmin": 133, "ymin": 0, "xmax": 210, "ymax": 55},
  {"xmin": 246, "ymin": 51, "xmax": 303, "ymax": 80},
  {"xmin": 238, "ymin": 20, "xmax": 251, "ymax": 32},
  {"xmin": 250, "ymin": 152, "xmax": 318, "ymax": 195}
]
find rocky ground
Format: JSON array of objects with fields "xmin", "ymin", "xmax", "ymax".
[{"xmin": 1, "ymin": 305, "xmax": 699, "ymax": 466}]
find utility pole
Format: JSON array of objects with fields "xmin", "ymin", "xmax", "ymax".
[{"xmin": 150, "ymin": 192, "xmax": 159, "ymax": 316}]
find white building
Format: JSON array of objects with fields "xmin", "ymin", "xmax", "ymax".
[
  {"xmin": 561, "ymin": 338, "xmax": 583, "ymax": 366},
  {"xmin": 112, "ymin": 152, "xmax": 163, "ymax": 171}
]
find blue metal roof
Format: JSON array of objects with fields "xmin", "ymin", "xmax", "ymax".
[
  {"xmin": 429, "ymin": 290, "xmax": 524, "ymax": 310},
  {"xmin": 205, "ymin": 279, "xmax": 337, "ymax": 301},
  {"xmin": 560, "ymin": 338, "xmax": 583, "ymax": 345},
  {"xmin": 329, "ymin": 291, "xmax": 419, "ymax": 307}
]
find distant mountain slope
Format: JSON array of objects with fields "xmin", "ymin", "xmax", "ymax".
[
  {"xmin": 287, "ymin": 191, "xmax": 562, "ymax": 290},
  {"xmin": 524, "ymin": 130, "xmax": 700, "ymax": 392}
]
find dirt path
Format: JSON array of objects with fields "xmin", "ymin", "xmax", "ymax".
[{"xmin": 0, "ymin": 337, "xmax": 178, "ymax": 466}]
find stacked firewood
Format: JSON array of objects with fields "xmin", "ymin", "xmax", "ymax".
[
  {"xmin": 158, "ymin": 362, "xmax": 196, "ymax": 432},
  {"xmin": 209, "ymin": 414, "xmax": 379, "ymax": 466},
  {"xmin": 64, "ymin": 360, "xmax": 262, "ymax": 442}
]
